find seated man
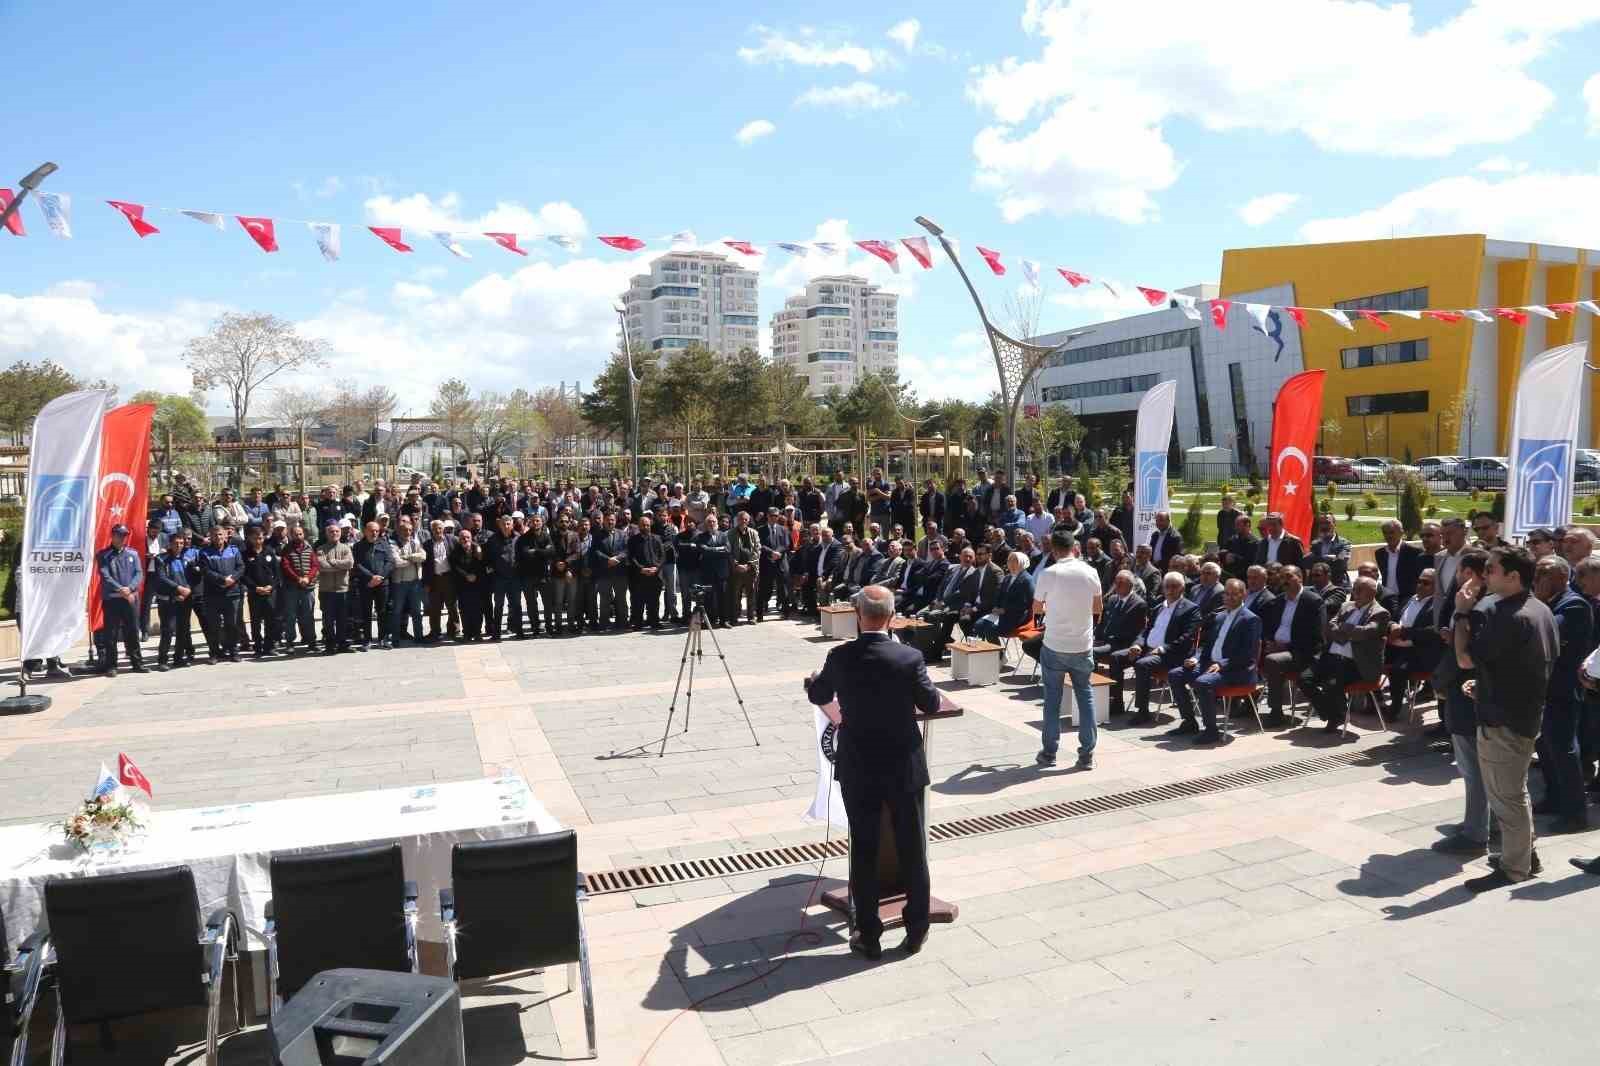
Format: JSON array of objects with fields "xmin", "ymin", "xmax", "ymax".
[
  {"xmin": 946, "ymin": 543, "xmax": 1003, "ymax": 646},
  {"xmin": 1384, "ymin": 567, "xmax": 1441, "ymax": 721},
  {"xmin": 1298, "ymin": 575, "xmax": 1391, "ymax": 733},
  {"xmin": 901, "ymin": 541, "xmax": 951, "ymax": 614},
  {"xmin": 1123, "ymin": 572, "xmax": 1202, "ymax": 724},
  {"xmin": 973, "ymin": 550, "xmax": 1034, "ymax": 643},
  {"xmin": 1261, "ymin": 565, "xmax": 1323, "ymax": 726},
  {"xmin": 1167, "ymin": 578, "xmax": 1262, "ymax": 743},
  {"xmin": 1094, "ymin": 570, "xmax": 1150, "ymax": 715},
  {"xmin": 1131, "ymin": 543, "xmax": 1162, "ymax": 600},
  {"xmin": 1307, "ymin": 561, "xmax": 1346, "ymax": 619},
  {"xmin": 1188, "ymin": 561, "xmax": 1226, "ymax": 617},
  {"xmin": 1241, "ymin": 564, "xmax": 1279, "ymax": 628},
  {"xmin": 916, "ymin": 545, "xmax": 976, "ymax": 650}
]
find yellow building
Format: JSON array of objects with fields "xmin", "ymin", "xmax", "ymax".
[{"xmin": 1220, "ymin": 235, "xmax": 1600, "ymax": 461}]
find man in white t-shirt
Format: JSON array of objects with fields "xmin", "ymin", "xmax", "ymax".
[{"xmin": 1032, "ymin": 528, "xmax": 1104, "ymax": 769}]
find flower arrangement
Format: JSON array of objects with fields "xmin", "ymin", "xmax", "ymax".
[{"xmin": 59, "ymin": 792, "xmax": 143, "ymax": 851}]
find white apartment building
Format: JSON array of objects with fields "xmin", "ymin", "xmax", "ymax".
[
  {"xmin": 621, "ymin": 251, "xmax": 760, "ymax": 360},
  {"xmin": 769, "ymin": 275, "xmax": 900, "ymax": 396}
]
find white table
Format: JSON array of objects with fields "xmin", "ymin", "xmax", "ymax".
[{"xmin": 0, "ymin": 775, "xmax": 560, "ymax": 955}]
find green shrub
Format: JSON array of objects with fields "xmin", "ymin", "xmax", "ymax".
[
  {"xmin": 1179, "ymin": 496, "xmax": 1204, "ymax": 549},
  {"xmin": 1424, "ymin": 503, "xmax": 1439, "ymax": 518},
  {"xmin": 1244, "ymin": 501, "xmax": 1255, "ymax": 516},
  {"xmin": 1399, "ymin": 477, "xmax": 1424, "ymax": 536},
  {"xmin": 1343, "ymin": 502, "xmax": 1356, "ymax": 521},
  {"xmin": 1469, "ymin": 488, "xmax": 1480, "ymax": 501},
  {"xmin": 1362, "ymin": 492, "xmax": 1380, "ymax": 511},
  {"xmin": 1318, "ymin": 497, "xmax": 1333, "ymax": 515},
  {"xmin": 1247, "ymin": 470, "xmax": 1263, "ymax": 497},
  {"xmin": 1491, "ymin": 491, "xmax": 1505, "ymax": 523},
  {"xmin": 1585, "ymin": 503, "xmax": 1596, "ymax": 518}
]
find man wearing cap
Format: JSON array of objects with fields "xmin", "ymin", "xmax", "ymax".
[
  {"xmin": 197, "ymin": 523, "xmax": 245, "ymax": 663},
  {"xmin": 96, "ymin": 524, "xmax": 146, "ymax": 676}
]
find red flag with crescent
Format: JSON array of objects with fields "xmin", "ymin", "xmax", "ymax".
[
  {"xmin": 0, "ymin": 189, "xmax": 26, "ymax": 235},
  {"xmin": 87, "ymin": 403, "xmax": 155, "ymax": 632},
  {"xmin": 118, "ymin": 752, "xmax": 153, "ymax": 798},
  {"xmin": 1267, "ymin": 370, "xmax": 1325, "ymax": 545},
  {"xmin": 236, "ymin": 216, "xmax": 278, "ymax": 253}
]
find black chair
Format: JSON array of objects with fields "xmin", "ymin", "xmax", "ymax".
[
  {"xmin": 440, "ymin": 830, "xmax": 596, "ymax": 1059},
  {"xmin": 5, "ymin": 908, "xmax": 49, "ymax": 1066},
  {"xmin": 265, "ymin": 842, "xmax": 419, "ymax": 1013},
  {"xmin": 15, "ymin": 866, "xmax": 238, "ymax": 1066}
]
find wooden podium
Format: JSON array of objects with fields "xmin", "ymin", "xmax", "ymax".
[{"xmin": 820, "ymin": 704, "xmax": 964, "ymax": 930}]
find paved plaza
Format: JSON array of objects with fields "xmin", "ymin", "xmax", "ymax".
[{"xmin": 5, "ymin": 617, "xmax": 1600, "ymax": 1064}]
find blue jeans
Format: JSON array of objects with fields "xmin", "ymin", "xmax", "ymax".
[
  {"xmin": 1041, "ymin": 646, "xmax": 1097, "ymax": 758},
  {"xmin": 389, "ymin": 579, "xmax": 425, "ymax": 642}
]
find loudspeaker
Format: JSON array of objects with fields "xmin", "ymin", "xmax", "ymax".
[{"xmin": 272, "ymin": 968, "xmax": 463, "ymax": 1066}]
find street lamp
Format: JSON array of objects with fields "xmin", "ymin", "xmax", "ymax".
[
  {"xmin": 614, "ymin": 304, "xmax": 641, "ymax": 486},
  {"xmin": 914, "ymin": 215, "xmax": 1093, "ymax": 487},
  {"xmin": 0, "ymin": 161, "xmax": 57, "ymax": 234}
]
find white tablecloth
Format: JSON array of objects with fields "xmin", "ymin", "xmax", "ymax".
[{"xmin": 0, "ymin": 775, "xmax": 560, "ymax": 953}]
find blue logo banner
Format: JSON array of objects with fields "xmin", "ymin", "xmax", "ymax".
[
  {"xmin": 1510, "ymin": 438, "xmax": 1569, "ymax": 535},
  {"xmin": 1136, "ymin": 450, "xmax": 1167, "ymax": 511},
  {"xmin": 32, "ymin": 475, "xmax": 89, "ymax": 549}
]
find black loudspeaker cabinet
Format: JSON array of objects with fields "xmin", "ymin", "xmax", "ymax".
[{"xmin": 272, "ymin": 968, "xmax": 464, "ymax": 1066}]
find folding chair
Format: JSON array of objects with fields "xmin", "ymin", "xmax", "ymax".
[
  {"xmin": 1003, "ymin": 622, "xmax": 1043, "ymax": 674},
  {"xmin": 5, "ymin": 908, "xmax": 49, "ymax": 1066},
  {"xmin": 441, "ymin": 830, "xmax": 597, "ymax": 1059},
  {"xmin": 1216, "ymin": 683, "xmax": 1265, "ymax": 734},
  {"xmin": 17, "ymin": 866, "xmax": 239, "ymax": 1066},
  {"xmin": 265, "ymin": 842, "xmax": 419, "ymax": 1014},
  {"xmin": 1344, "ymin": 678, "xmax": 1388, "ymax": 737}
]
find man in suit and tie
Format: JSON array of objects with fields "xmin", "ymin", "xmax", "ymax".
[
  {"xmin": 1433, "ymin": 517, "xmax": 1470, "ymax": 628},
  {"xmin": 1221, "ymin": 513, "xmax": 1259, "ymax": 582},
  {"xmin": 805, "ymin": 585, "xmax": 942, "ymax": 959},
  {"xmin": 1254, "ymin": 512, "xmax": 1306, "ymax": 569},
  {"xmin": 872, "ymin": 539, "xmax": 909, "ymax": 594},
  {"xmin": 1375, "ymin": 519, "xmax": 1426, "ymax": 606},
  {"xmin": 1299, "ymin": 575, "xmax": 1391, "ymax": 733},
  {"xmin": 902, "ymin": 541, "xmax": 952, "ymax": 615},
  {"xmin": 1384, "ymin": 567, "xmax": 1441, "ymax": 722},
  {"xmin": 1125, "ymin": 572, "xmax": 1203, "ymax": 724},
  {"xmin": 845, "ymin": 537, "xmax": 886, "ymax": 598},
  {"xmin": 1261, "ymin": 565, "xmax": 1323, "ymax": 726},
  {"xmin": 1188, "ymin": 561, "xmax": 1226, "ymax": 617},
  {"xmin": 973, "ymin": 550, "xmax": 1035, "ymax": 642},
  {"xmin": 1149, "ymin": 511, "xmax": 1183, "ymax": 569},
  {"xmin": 799, "ymin": 525, "xmax": 842, "ymax": 614},
  {"xmin": 952, "ymin": 544, "xmax": 1003, "ymax": 641},
  {"xmin": 1095, "ymin": 571, "xmax": 1150, "ymax": 716},
  {"xmin": 1241, "ymin": 565, "xmax": 1279, "ymax": 630},
  {"xmin": 1167, "ymin": 578, "xmax": 1262, "ymax": 743},
  {"xmin": 757, "ymin": 508, "xmax": 792, "ymax": 620},
  {"xmin": 1305, "ymin": 515, "xmax": 1354, "ymax": 587}
]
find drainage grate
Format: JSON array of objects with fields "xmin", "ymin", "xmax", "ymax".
[{"xmin": 582, "ymin": 737, "xmax": 1444, "ymax": 896}]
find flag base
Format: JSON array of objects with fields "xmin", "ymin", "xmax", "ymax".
[{"xmin": 0, "ymin": 694, "xmax": 52, "ymax": 715}]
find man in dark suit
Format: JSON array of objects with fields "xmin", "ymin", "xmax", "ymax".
[
  {"xmin": 1221, "ymin": 513, "xmax": 1259, "ymax": 581},
  {"xmin": 1095, "ymin": 571, "xmax": 1150, "ymax": 715},
  {"xmin": 1299, "ymin": 576, "xmax": 1391, "ymax": 732},
  {"xmin": 1241, "ymin": 565, "xmax": 1279, "ymax": 631},
  {"xmin": 973, "ymin": 550, "xmax": 1034, "ymax": 642},
  {"xmin": 1254, "ymin": 512, "xmax": 1305, "ymax": 569},
  {"xmin": 902, "ymin": 541, "xmax": 952, "ymax": 614},
  {"xmin": 1125, "ymin": 572, "xmax": 1202, "ymax": 723},
  {"xmin": 1167, "ymin": 579, "xmax": 1262, "ymax": 743},
  {"xmin": 951, "ymin": 544, "xmax": 1004, "ymax": 643},
  {"xmin": 799, "ymin": 525, "xmax": 842, "ymax": 614},
  {"xmin": 805, "ymin": 586, "xmax": 942, "ymax": 959},
  {"xmin": 1188, "ymin": 561, "xmax": 1226, "ymax": 618},
  {"xmin": 1149, "ymin": 511, "xmax": 1183, "ymax": 569},
  {"xmin": 1261, "ymin": 565, "xmax": 1324, "ymax": 726},
  {"xmin": 1384, "ymin": 567, "xmax": 1441, "ymax": 721},
  {"xmin": 1374, "ymin": 519, "xmax": 1426, "ymax": 606},
  {"xmin": 1307, "ymin": 562, "xmax": 1346, "ymax": 619}
]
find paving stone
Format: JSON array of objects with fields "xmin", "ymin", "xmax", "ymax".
[
  {"xmin": 1217, "ymin": 836, "xmax": 1306, "ymax": 864},
  {"xmin": 1149, "ymin": 849, "xmax": 1241, "ymax": 879},
  {"xmin": 1214, "ymin": 857, "xmax": 1311, "ymax": 892},
  {"xmin": 1091, "ymin": 863, "xmax": 1176, "ymax": 893},
  {"xmin": 1095, "ymin": 939, "xmax": 1214, "ymax": 983},
  {"xmin": 1227, "ymin": 883, "xmax": 1323, "ymax": 917},
  {"xmin": 1141, "ymin": 873, "xmax": 1237, "ymax": 908}
]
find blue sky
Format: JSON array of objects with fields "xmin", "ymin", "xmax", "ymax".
[{"xmin": 2, "ymin": 0, "xmax": 1598, "ymax": 414}]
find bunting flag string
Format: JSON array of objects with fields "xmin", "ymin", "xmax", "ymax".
[
  {"xmin": 369, "ymin": 226, "xmax": 412, "ymax": 253},
  {"xmin": 976, "ymin": 245, "xmax": 1005, "ymax": 276},
  {"xmin": 37, "ymin": 191, "xmax": 71, "ymax": 237},
  {"xmin": 309, "ymin": 222, "xmax": 341, "ymax": 262},
  {"xmin": 434, "ymin": 231, "xmax": 471, "ymax": 259},
  {"xmin": 182, "ymin": 210, "xmax": 225, "ymax": 230},
  {"xmin": 485, "ymin": 231, "xmax": 526, "ymax": 256},
  {"xmin": 237, "ymin": 216, "xmax": 278, "ymax": 253}
]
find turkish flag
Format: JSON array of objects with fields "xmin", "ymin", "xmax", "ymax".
[
  {"xmin": 107, "ymin": 200, "xmax": 159, "ymax": 237},
  {"xmin": 1494, "ymin": 308, "xmax": 1529, "ymax": 326},
  {"xmin": 0, "ymin": 189, "xmax": 26, "ymax": 235},
  {"xmin": 87, "ymin": 403, "xmax": 156, "ymax": 633},
  {"xmin": 236, "ymin": 216, "xmax": 278, "ymax": 253},
  {"xmin": 975, "ymin": 245, "xmax": 1005, "ymax": 275},
  {"xmin": 1422, "ymin": 310, "xmax": 1464, "ymax": 324},
  {"xmin": 484, "ymin": 232, "xmax": 527, "ymax": 256},
  {"xmin": 369, "ymin": 226, "xmax": 413, "ymax": 253},
  {"xmin": 1057, "ymin": 268, "xmax": 1089, "ymax": 287},
  {"xmin": 1549, "ymin": 302, "xmax": 1577, "ymax": 316},
  {"xmin": 855, "ymin": 240, "xmax": 900, "ymax": 273},
  {"xmin": 1283, "ymin": 306, "xmax": 1308, "ymax": 328},
  {"xmin": 1267, "ymin": 370, "xmax": 1325, "ymax": 545},
  {"xmin": 1137, "ymin": 286, "xmax": 1167, "ymax": 307},
  {"xmin": 723, "ymin": 239, "xmax": 760, "ymax": 256},
  {"xmin": 598, "ymin": 235, "xmax": 646, "ymax": 251},
  {"xmin": 900, "ymin": 236, "xmax": 933, "ymax": 269},
  {"xmin": 1356, "ymin": 309, "xmax": 1390, "ymax": 331},
  {"xmin": 118, "ymin": 752, "xmax": 153, "ymax": 798},
  {"xmin": 1209, "ymin": 299, "xmax": 1231, "ymax": 329}
]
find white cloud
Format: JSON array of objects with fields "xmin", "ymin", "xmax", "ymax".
[
  {"xmin": 887, "ymin": 18, "xmax": 920, "ymax": 52},
  {"xmin": 761, "ymin": 219, "xmax": 919, "ymax": 306},
  {"xmin": 969, "ymin": 0, "xmax": 1600, "ymax": 223},
  {"xmin": 738, "ymin": 26, "xmax": 882, "ymax": 73},
  {"xmin": 899, "ymin": 330, "xmax": 990, "ymax": 401},
  {"xmin": 1585, "ymin": 73, "xmax": 1600, "ymax": 134},
  {"xmin": 735, "ymin": 118, "xmax": 777, "ymax": 145},
  {"xmin": 1237, "ymin": 192, "xmax": 1301, "ymax": 227},
  {"xmin": 796, "ymin": 81, "xmax": 909, "ymax": 111},
  {"xmin": 363, "ymin": 192, "xmax": 586, "ymax": 240},
  {"xmin": 1476, "ymin": 156, "xmax": 1529, "ymax": 173},
  {"xmin": 1298, "ymin": 169, "xmax": 1600, "ymax": 247}
]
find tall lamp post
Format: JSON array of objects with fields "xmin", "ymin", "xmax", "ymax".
[
  {"xmin": 614, "ymin": 304, "xmax": 641, "ymax": 486},
  {"xmin": 914, "ymin": 215, "xmax": 1092, "ymax": 488},
  {"xmin": 0, "ymin": 161, "xmax": 57, "ymax": 234}
]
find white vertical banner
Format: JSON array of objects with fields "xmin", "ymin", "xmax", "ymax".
[
  {"xmin": 1505, "ymin": 343, "xmax": 1588, "ymax": 539},
  {"xmin": 19, "ymin": 390, "xmax": 111, "ymax": 662},
  {"xmin": 805, "ymin": 705, "xmax": 849, "ymax": 829},
  {"xmin": 1132, "ymin": 380, "xmax": 1178, "ymax": 553}
]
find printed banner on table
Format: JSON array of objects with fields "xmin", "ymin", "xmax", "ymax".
[
  {"xmin": 1267, "ymin": 370, "xmax": 1326, "ymax": 545},
  {"xmin": 1505, "ymin": 343, "xmax": 1587, "ymax": 539},
  {"xmin": 19, "ymin": 390, "xmax": 111, "ymax": 663},
  {"xmin": 87, "ymin": 403, "xmax": 156, "ymax": 633},
  {"xmin": 1132, "ymin": 380, "xmax": 1178, "ymax": 554},
  {"xmin": 805, "ymin": 705, "xmax": 848, "ymax": 829}
]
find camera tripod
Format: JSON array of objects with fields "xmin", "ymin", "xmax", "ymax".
[{"xmin": 656, "ymin": 599, "xmax": 760, "ymax": 758}]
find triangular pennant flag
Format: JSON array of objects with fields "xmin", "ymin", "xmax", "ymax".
[
  {"xmin": 369, "ymin": 226, "xmax": 413, "ymax": 253},
  {"xmin": 723, "ymin": 239, "xmax": 760, "ymax": 257},
  {"xmin": 1391, "ymin": 309, "xmax": 1422, "ymax": 320},
  {"xmin": 237, "ymin": 216, "xmax": 278, "ymax": 253},
  {"xmin": 1057, "ymin": 268, "xmax": 1089, "ymax": 288},
  {"xmin": 1423, "ymin": 309, "xmax": 1465, "ymax": 323},
  {"xmin": 975, "ymin": 245, "xmax": 1005, "ymax": 275},
  {"xmin": 1522, "ymin": 305, "xmax": 1558, "ymax": 319},
  {"xmin": 107, "ymin": 200, "xmax": 159, "ymax": 237},
  {"xmin": 1493, "ymin": 308, "xmax": 1528, "ymax": 326},
  {"xmin": 1283, "ymin": 306, "xmax": 1309, "ymax": 328},
  {"xmin": 0, "ymin": 190, "xmax": 26, "ymax": 235},
  {"xmin": 117, "ymin": 752, "xmax": 153, "ymax": 798},
  {"xmin": 182, "ymin": 210, "xmax": 226, "ymax": 230},
  {"xmin": 1171, "ymin": 293, "xmax": 1203, "ymax": 321},
  {"xmin": 36, "ymin": 191, "xmax": 71, "ymax": 238},
  {"xmin": 548, "ymin": 234, "xmax": 578, "ymax": 251},
  {"xmin": 670, "ymin": 229, "xmax": 697, "ymax": 247},
  {"xmin": 1137, "ymin": 286, "xmax": 1168, "ymax": 307},
  {"xmin": 900, "ymin": 236, "xmax": 933, "ymax": 269},
  {"xmin": 598, "ymin": 235, "xmax": 646, "ymax": 251},
  {"xmin": 484, "ymin": 232, "xmax": 527, "ymax": 256},
  {"xmin": 776, "ymin": 242, "xmax": 808, "ymax": 257},
  {"xmin": 1319, "ymin": 308, "xmax": 1354, "ymax": 330},
  {"xmin": 1244, "ymin": 302, "xmax": 1273, "ymax": 334},
  {"xmin": 1209, "ymin": 299, "xmax": 1231, "ymax": 329},
  {"xmin": 1100, "ymin": 280, "xmax": 1120, "ymax": 299},
  {"xmin": 1022, "ymin": 259, "xmax": 1041, "ymax": 290},
  {"xmin": 1577, "ymin": 300, "xmax": 1600, "ymax": 317},
  {"xmin": 1356, "ymin": 309, "xmax": 1390, "ymax": 331},
  {"xmin": 434, "ymin": 231, "xmax": 471, "ymax": 258},
  {"xmin": 1549, "ymin": 302, "xmax": 1577, "ymax": 316},
  {"xmin": 855, "ymin": 240, "xmax": 900, "ymax": 273},
  {"xmin": 1463, "ymin": 309, "xmax": 1494, "ymax": 323},
  {"xmin": 308, "ymin": 222, "xmax": 341, "ymax": 262},
  {"xmin": 814, "ymin": 241, "xmax": 839, "ymax": 256}
]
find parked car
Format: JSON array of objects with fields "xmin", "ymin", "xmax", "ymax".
[
  {"xmin": 1453, "ymin": 456, "xmax": 1509, "ymax": 491},
  {"xmin": 1414, "ymin": 455, "xmax": 1464, "ymax": 483},
  {"xmin": 1313, "ymin": 456, "xmax": 1358, "ymax": 485},
  {"xmin": 1353, "ymin": 456, "xmax": 1417, "ymax": 481}
]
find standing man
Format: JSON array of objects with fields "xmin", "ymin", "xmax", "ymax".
[
  {"xmin": 390, "ymin": 516, "xmax": 428, "ymax": 645},
  {"xmin": 758, "ymin": 509, "xmax": 791, "ymax": 620},
  {"xmin": 591, "ymin": 513, "xmax": 630, "ymax": 631},
  {"xmin": 1531, "ymin": 556, "xmax": 1590, "ymax": 833},
  {"xmin": 95, "ymin": 524, "xmax": 145, "ymax": 676},
  {"xmin": 315, "ymin": 520, "xmax": 354, "ymax": 655},
  {"xmin": 1031, "ymin": 530, "xmax": 1104, "ymax": 769},
  {"xmin": 241, "ymin": 524, "xmax": 281, "ymax": 659},
  {"xmin": 627, "ymin": 514, "xmax": 664, "ymax": 630},
  {"xmin": 728, "ymin": 511, "xmax": 760, "ymax": 625},
  {"xmin": 1459, "ymin": 547, "xmax": 1557, "ymax": 891},
  {"xmin": 804, "ymin": 585, "xmax": 942, "ymax": 960},
  {"xmin": 1148, "ymin": 511, "xmax": 1182, "ymax": 569},
  {"xmin": 517, "ymin": 514, "xmax": 555, "ymax": 637},
  {"xmin": 694, "ymin": 514, "xmax": 731, "ymax": 627},
  {"xmin": 352, "ymin": 520, "xmax": 397, "ymax": 650},
  {"xmin": 1166, "ymin": 579, "xmax": 1262, "ymax": 744},
  {"xmin": 424, "ymin": 519, "xmax": 459, "ymax": 642},
  {"xmin": 278, "ymin": 523, "xmax": 319, "ymax": 655},
  {"xmin": 1375, "ymin": 519, "xmax": 1425, "ymax": 605},
  {"xmin": 198, "ymin": 523, "xmax": 245, "ymax": 663},
  {"xmin": 485, "ymin": 514, "xmax": 525, "ymax": 640},
  {"xmin": 152, "ymin": 531, "xmax": 195, "ymax": 670}
]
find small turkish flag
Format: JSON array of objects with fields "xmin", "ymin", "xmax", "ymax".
[
  {"xmin": 723, "ymin": 240, "xmax": 760, "ymax": 256},
  {"xmin": 236, "ymin": 216, "xmax": 278, "ymax": 253},
  {"xmin": 484, "ymin": 232, "xmax": 527, "ymax": 256},
  {"xmin": 1057, "ymin": 268, "xmax": 1089, "ymax": 287},
  {"xmin": 900, "ymin": 236, "xmax": 933, "ymax": 269},
  {"xmin": 369, "ymin": 226, "xmax": 413, "ymax": 253},
  {"xmin": 1356, "ymin": 309, "xmax": 1390, "ymax": 331},
  {"xmin": 1493, "ymin": 308, "xmax": 1529, "ymax": 326},
  {"xmin": 1549, "ymin": 302, "xmax": 1577, "ymax": 316},
  {"xmin": 1422, "ymin": 310, "xmax": 1464, "ymax": 324},
  {"xmin": 1283, "ymin": 306, "xmax": 1309, "ymax": 328},
  {"xmin": 107, "ymin": 200, "xmax": 159, "ymax": 237},
  {"xmin": 599, "ymin": 235, "xmax": 646, "ymax": 251},
  {"xmin": 0, "ymin": 189, "xmax": 26, "ymax": 235},
  {"xmin": 975, "ymin": 245, "xmax": 1005, "ymax": 275},
  {"xmin": 1137, "ymin": 286, "xmax": 1168, "ymax": 307},
  {"xmin": 117, "ymin": 752, "xmax": 153, "ymax": 798},
  {"xmin": 855, "ymin": 240, "xmax": 900, "ymax": 273},
  {"xmin": 1209, "ymin": 299, "xmax": 1231, "ymax": 329}
]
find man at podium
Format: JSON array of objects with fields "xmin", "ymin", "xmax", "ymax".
[{"xmin": 805, "ymin": 585, "xmax": 943, "ymax": 959}]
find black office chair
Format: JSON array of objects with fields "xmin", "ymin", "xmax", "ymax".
[
  {"xmin": 265, "ymin": 842, "xmax": 419, "ymax": 1013},
  {"xmin": 5, "ymin": 907, "xmax": 50, "ymax": 1066},
  {"xmin": 15, "ymin": 866, "xmax": 238, "ymax": 1066},
  {"xmin": 440, "ymin": 830, "xmax": 596, "ymax": 1059}
]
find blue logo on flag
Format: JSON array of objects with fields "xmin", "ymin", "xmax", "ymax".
[
  {"xmin": 32, "ymin": 475, "xmax": 89, "ymax": 549},
  {"xmin": 1136, "ymin": 450, "xmax": 1167, "ymax": 511},
  {"xmin": 1511, "ymin": 438, "xmax": 1569, "ymax": 533}
]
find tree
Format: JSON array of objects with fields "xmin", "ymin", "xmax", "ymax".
[
  {"xmin": 827, "ymin": 372, "xmax": 904, "ymax": 437},
  {"xmin": 1440, "ymin": 387, "xmax": 1479, "ymax": 455},
  {"xmin": 471, "ymin": 389, "xmax": 544, "ymax": 467},
  {"xmin": 645, "ymin": 346, "xmax": 720, "ymax": 438},
  {"xmin": 580, "ymin": 350, "xmax": 656, "ymax": 439},
  {"xmin": 531, "ymin": 385, "xmax": 585, "ymax": 453},
  {"xmin": 428, "ymin": 377, "xmax": 479, "ymax": 449},
  {"xmin": 185, "ymin": 312, "xmax": 329, "ymax": 452},
  {"xmin": 767, "ymin": 362, "xmax": 826, "ymax": 436},
  {"xmin": 129, "ymin": 390, "xmax": 209, "ymax": 447},
  {"xmin": 269, "ymin": 385, "xmax": 327, "ymax": 432},
  {"xmin": 0, "ymin": 359, "xmax": 102, "ymax": 443},
  {"xmin": 1019, "ymin": 405, "xmax": 1086, "ymax": 477},
  {"xmin": 321, "ymin": 380, "xmax": 398, "ymax": 463},
  {"xmin": 1319, "ymin": 417, "xmax": 1344, "ymax": 454},
  {"xmin": 714, "ymin": 348, "xmax": 773, "ymax": 437}
]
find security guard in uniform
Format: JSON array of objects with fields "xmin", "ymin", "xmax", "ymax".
[{"xmin": 96, "ymin": 523, "xmax": 145, "ymax": 676}]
